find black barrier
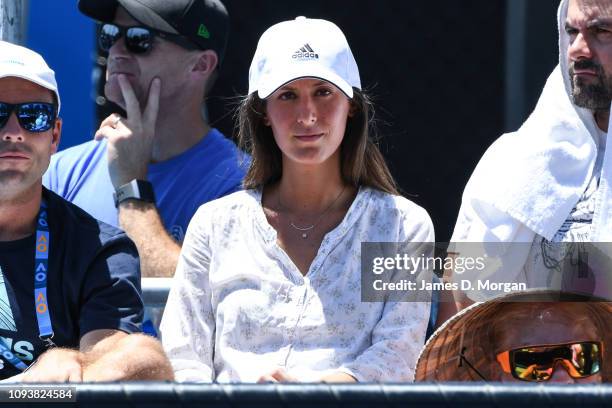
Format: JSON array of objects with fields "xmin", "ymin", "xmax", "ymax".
[{"xmin": 8, "ymin": 383, "xmax": 612, "ymax": 407}]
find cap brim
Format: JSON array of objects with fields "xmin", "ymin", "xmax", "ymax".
[
  {"xmin": 78, "ymin": 0, "xmax": 178, "ymax": 34},
  {"xmin": 116, "ymin": 0, "xmax": 179, "ymax": 34},
  {"xmin": 414, "ymin": 289, "xmax": 612, "ymax": 382},
  {"xmin": 78, "ymin": 0, "xmax": 120, "ymax": 23},
  {"xmin": 255, "ymin": 64, "xmax": 354, "ymax": 99}
]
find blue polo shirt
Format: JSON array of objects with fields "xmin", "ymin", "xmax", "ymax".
[{"xmin": 44, "ymin": 128, "xmax": 248, "ymax": 241}]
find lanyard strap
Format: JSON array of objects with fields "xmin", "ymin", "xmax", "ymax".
[{"xmin": 34, "ymin": 199, "xmax": 54, "ymax": 345}]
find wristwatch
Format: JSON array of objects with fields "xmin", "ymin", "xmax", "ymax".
[{"xmin": 113, "ymin": 180, "xmax": 156, "ymax": 208}]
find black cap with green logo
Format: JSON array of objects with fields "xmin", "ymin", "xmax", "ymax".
[{"xmin": 78, "ymin": 0, "xmax": 229, "ymax": 63}]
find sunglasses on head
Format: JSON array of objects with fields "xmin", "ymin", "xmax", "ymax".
[
  {"xmin": 98, "ymin": 23, "xmax": 198, "ymax": 55},
  {"xmin": 496, "ymin": 341, "xmax": 603, "ymax": 382},
  {"xmin": 0, "ymin": 102, "xmax": 56, "ymax": 133}
]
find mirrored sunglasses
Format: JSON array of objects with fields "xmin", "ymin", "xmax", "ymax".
[
  {"xmin": 98, "ymin": 23, "xmax": 198, "ymax": 55},
  {"xmin": 0, "ymin": 102, "xmax": 56, "ymax": 133},
  {"xmin": 496, "ymin": 341, "xmax": 602, "ymax": 382}
]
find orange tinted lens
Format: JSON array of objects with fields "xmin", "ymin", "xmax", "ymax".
[{"xmin": 496, "ymin": 351, "xmax": 512, "ymax": 373}]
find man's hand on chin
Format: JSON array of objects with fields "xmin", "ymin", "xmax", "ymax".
[{"xmin": 95, "ymin": 75, "xmax": 161, "ymax": 189}]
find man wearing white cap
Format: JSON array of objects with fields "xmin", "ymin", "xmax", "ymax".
[
  {"xmin": 0, "ymin": 40, "xmax": 172, "ymax": 382},
  {"xmin": 447, "ymin": 0, "xmax": 612, "ymax": 311}
]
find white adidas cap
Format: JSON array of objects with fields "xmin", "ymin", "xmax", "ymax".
[
  {"xmin": 0, "ymin": 40, "xmax": 60, "ymax": 113},
  {"xmin": 248, "ymin": 16, "xmax": 361, "ymax": 99}
]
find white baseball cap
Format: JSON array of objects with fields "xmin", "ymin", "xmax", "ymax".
[
  {"xmin": 0, "ymin": 40, "xmax": 61, "ymax": 113},
  {"xmin": 248, "ymin": 16, "xmax": 361, "ymax": 99}
]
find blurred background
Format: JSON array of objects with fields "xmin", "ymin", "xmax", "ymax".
[{"xmin": 5, "ymin": 0, "xmax": 559, "ymax": 241}]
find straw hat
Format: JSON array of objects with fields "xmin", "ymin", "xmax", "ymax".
[{"xmin": 414, "ymin": 290, "xmax": 612, "ymax": 382}]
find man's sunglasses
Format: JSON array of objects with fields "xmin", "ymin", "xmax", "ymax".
[
  {"xmin": 496, "ymin": 341, "xmax": 602, "ymax": 382},
  {"xmin": 99, "ymin": 23, "xmax": 198, "ymax": 54},
  {"xmin": 0, "ymin": 102, "xmax": 56, "ymax": 133}
]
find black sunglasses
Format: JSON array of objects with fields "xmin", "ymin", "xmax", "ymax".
[
  {"xmin": 99, "ymin": 23, "xmax": 198, "ymax": 55},
  {"xmin": 0, "ymin": 102, "xmax": 56, "ymax": 133}
]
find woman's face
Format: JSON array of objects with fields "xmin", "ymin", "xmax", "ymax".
[{"xmin": 264, "ymin": 78, "xmax": 352, "ymax": 167}]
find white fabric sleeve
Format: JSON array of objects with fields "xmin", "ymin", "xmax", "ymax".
[
  {"xmin": 450, "ymin": 199, "xmax": 536, "ymax": 301},
  {"xmin": 339, "ymin": 206, "xmax": 433, "ymax": 382},
  {"xmin": 160, "ymin": 207, "xmax": 215, "ymax": 382},
  {"xmin": 337, "ymin": 301, "xmax": 430, "ymax": 382}
]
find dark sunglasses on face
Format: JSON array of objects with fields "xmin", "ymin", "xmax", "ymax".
[
  {"xmin": 99, "ymin": 23, "xmax": 198, "ymax": 55},
  {"xmin": 496, "ymin": 341, "xmax": 603, "ymax": 382},
  {"xmin": 0, "ymin": 102, "xmax": 56, "ymax": 133}
]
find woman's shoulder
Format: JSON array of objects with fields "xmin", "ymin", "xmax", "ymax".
[
  {"xmin": 192, "ymin": 189, "xmax": 261, "ymax": 222},
  {"xmin": 362, "ymin": 187, "xmax": 434, "ymax": 240},
  {"xmin": 366, "ymin": 188, "xmax": 431, "ymax": 220}
]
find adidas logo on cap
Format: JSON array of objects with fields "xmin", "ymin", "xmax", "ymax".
[{"xmin": 292, "ymin": 43, "xmax": 319, "ymax": 60}]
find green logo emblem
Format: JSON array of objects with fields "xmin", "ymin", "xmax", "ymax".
[{"xmin": 197, "ymin": 24, "xmax": 210, "ymax": 39}]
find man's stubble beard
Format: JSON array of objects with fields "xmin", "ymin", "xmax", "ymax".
[
  {"xmin": 104, "ymin": 79, "xmax": 146, "ymax": 112},
  {"xmin": 570, "ymin": 60, "xmax": 612, "ymax": 111}
]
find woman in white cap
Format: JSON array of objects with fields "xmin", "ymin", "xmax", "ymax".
[{"xmin": 161, "ymin": 17, "xmax": 434, "ymax": 383}]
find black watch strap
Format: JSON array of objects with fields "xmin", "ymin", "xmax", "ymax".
[{"xmin": 113, "ymin": 180, "xmax": 156, "ymax": 208}]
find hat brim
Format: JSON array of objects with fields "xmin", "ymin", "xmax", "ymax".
[
  {"xmin": 117, "ymin": 0, "xmax": 179, "ymax": 34},
  {"xmin": 255, "ymin": 63, "xmax": 354, "ymax": 99},
  {"xmin": 78, "ymin": 0, "xmax": 120, "ymax": 23},
  {"xmin": 414, "ymin": 289, "xmax": 612, "ymax": 382},
  {"xmin": 78, "ymin": 0, "xmax": 178, "ymax": 34}
]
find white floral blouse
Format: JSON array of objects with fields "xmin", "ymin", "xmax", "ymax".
[{"xmin": 160, "ymin": 187, "xmax": 433, "ymax": 383}]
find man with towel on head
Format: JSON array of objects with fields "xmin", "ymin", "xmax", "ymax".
[{"xmin": 446, "ymin": 0, "xmax": 612, "ymax": 312}]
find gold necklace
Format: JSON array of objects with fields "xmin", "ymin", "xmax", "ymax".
[{"xmin": 277, "ymin": 186, "xmax": 346, "ymax": 239}]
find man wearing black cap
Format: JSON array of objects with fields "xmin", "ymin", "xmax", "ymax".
[{"xmin": 44, "ymin": 0, "xmax": 246, "ymax": 278}]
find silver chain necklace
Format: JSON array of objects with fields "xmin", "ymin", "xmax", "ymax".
[{"xmin": 277, "ymin": 186, "xmax": 346, "ymax": 239}]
